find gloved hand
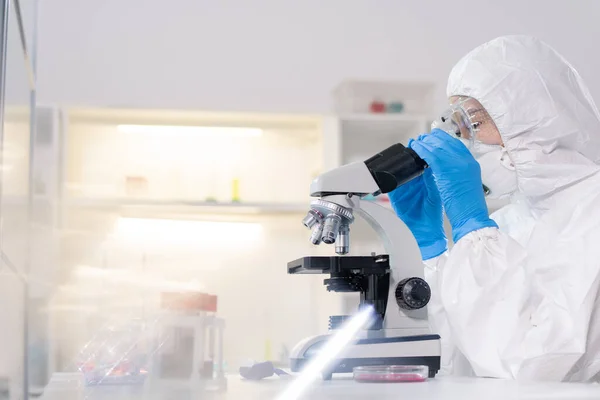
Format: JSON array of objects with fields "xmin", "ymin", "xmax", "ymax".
[
  {"xmin": 389, "ymin": 151, "xmax": 447, "ymax": 260},
  {"xmin": 410, "ymin": 129, "xmax": 498, "ymax": 243}
]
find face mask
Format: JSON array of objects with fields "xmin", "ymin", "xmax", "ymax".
[
  {"xmin": 472, "ymin": 141, "xmax": 502, "ymax": 157},
  {"xmin": 458, "ymin": 138, "xmax": 500, "ymax": 157},
  {"xmin": 475, "ymin": 146, "xmax": 518, "ymax": 200}
]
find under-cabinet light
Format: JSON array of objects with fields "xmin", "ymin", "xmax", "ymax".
[{"xmin": 117, "ymin": 125, "xmax": 262, "ymax": 137}]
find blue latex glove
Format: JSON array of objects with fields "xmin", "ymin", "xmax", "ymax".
[
  {"xmin": 389, "ymin": 154, "xmax": 447, "ymax": 260},
  {"xmin": 410, "ymin": 129, "xmax": 498, "ymax": 243}
]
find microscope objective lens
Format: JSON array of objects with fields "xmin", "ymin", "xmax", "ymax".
[
  {"xmin": 302, "ymin": 209, "xmax": 322, "ymax": 229},
  {"xmin": 310, "ymin": 223, "xmax": 324, "ymax": 245},
  {"xmin": 335, "ymin": 224, "xmax": 350, "ymax": 254},
  {"xmin": 322, "ymin": 214, "xmax": 342, "ymax": 244}
]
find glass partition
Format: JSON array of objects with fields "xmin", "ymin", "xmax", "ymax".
[{"xmin": 1, "ymin": 0, "xmax": 38, "ymax": 399}]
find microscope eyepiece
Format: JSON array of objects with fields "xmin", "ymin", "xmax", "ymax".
[{"xmin": 364, "ymin": 143, "xmax": 427, "ymax": 193}]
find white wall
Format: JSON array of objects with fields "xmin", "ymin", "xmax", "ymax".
[{"xmin": 33, "ymin": 0, "xmax": 600, "ymax": 113}]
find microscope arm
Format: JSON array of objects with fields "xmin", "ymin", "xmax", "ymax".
[
  {"xmin": 310, "ymin": 143, "xmax": 427, "ymax": 197},
  {"xmin": 355, "ymin": 199, "xmax": 424, "ymax": 284}
]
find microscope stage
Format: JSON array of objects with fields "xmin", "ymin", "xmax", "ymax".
[{"xmin": 287, "ymin": 255, "xmax": 389, "ymax": 274}]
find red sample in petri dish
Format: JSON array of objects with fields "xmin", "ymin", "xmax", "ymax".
[{"xmin": 353, "ymin": 365, "xmax": 429, "ymax": 383}]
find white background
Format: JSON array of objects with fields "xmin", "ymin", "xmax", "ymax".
[{"xmin": 17, "ymin": 0, "xmax": 599, "ymax": 113}]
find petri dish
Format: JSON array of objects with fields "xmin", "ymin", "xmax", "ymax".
[{"xmin": 353, "ymin": 365, "xmax": 429, "ymax": 383}]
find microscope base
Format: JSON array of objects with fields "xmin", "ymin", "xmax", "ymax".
[
  {"xmin": 289, "ymin": 333, "xmax": 441, "ymax": 380},
  {"xmin": 291, "ymin": 356, "xmax": 440, "ymax": 380}
]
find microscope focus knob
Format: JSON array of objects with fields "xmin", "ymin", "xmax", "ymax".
[{"xmin": 395, "ymin": 277, "xmax": 431, "ymax": 310}]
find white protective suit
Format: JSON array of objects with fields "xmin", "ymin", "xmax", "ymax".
[{"xmin": 426, "ymin": 35, "xmax": 600, "ymax": 382}]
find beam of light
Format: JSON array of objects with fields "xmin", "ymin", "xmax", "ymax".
[{"xmin": 276, "ymin": 306, "xmax": 374, "ymax": 400}]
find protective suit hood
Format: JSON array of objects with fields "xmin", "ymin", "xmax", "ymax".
[{"xmin": 447, "ymin": 35, "xmax": 600, "ymax": 214}]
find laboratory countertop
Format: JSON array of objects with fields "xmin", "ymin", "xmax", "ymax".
[{"xmin": 40, "ymin": 374, "xmax": 600, "ymax": 400}]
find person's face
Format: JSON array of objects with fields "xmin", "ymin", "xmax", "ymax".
[{"xmin": 449, "ymin": 96, "xmax": 503, "ymax": 146}]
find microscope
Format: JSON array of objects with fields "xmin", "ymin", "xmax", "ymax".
[{"xmin": 288, "ymin": 143, "xmax": 442, "ymax": 380}]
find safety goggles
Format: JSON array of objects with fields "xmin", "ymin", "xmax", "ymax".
[{"xmin": 437, "ymin": 97, "xmax": 502, "ymax": 150}]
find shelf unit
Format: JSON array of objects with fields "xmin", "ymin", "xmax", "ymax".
[
  {"xmin": 40, "ymin": 106, "xmax": 336, "ymax": 377},
  {"xmin": 329, "ymin": 80, "xmax": 433, "ymax": 167},
  {"xmin": 61, "ymin": 107, "xmax": 324, "ymax": 213}
]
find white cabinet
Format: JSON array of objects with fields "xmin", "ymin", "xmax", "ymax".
[
  {"xmin": 325, "ymin": 80, "xmax": 435, "ymax": 212},
  {"xmin": 339, "ymin": 114, "xmax": 429, "ymax": 164},
  {"xmin": 330, "ymin": 80, "xmax": 434, "ymax": 174}
]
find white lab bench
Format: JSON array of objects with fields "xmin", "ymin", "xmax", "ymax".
[{"xmin": 40, "ymin": 374, "xmax": 600, "ymax": 400}]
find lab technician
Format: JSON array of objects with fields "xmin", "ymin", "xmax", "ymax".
[{"xmin": 390, "ymin": 35, "xmax": 600, "ymax": 382}]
